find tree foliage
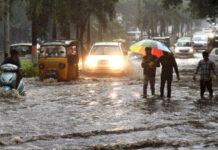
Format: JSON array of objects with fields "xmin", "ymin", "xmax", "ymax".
[
  {"xmin": 189, "ymin": 0, "xmax": 218, "ymax": 19},
  {"xmin": 162, "ymin": 0, "xmax": 218, "ymax": 19}
]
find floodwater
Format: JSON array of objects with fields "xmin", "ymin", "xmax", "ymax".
[{"xmin": 0, "ymin": 53, "xmax": 218, "ymax": 150}]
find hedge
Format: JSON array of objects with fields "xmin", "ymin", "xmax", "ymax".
[
  {"xmin": 21, "ymin": 61, "xmax": 39, "ymax": 77},
  {"xmin": 0, "ymin": 62, "xmax": 38, "ymax": 77}
]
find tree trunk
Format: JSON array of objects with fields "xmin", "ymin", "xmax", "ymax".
[
  {"xmin": 180, "ymin": 23, "xmax": 183, "ymax": 37},
  {"xmin": 98, "ymin": 23, "xmax": 103, "ymax": 41},
  {"xmin": 76, "ymin": 24, "xmax": 80, "ymax": 40},
  {"xmin": 32, "ymin": 13, "xmax": 38, "ymax": 65},
  {"xmin": 52, "ymin": 20, "xmax": 57, "ymax": 40},
  {"xmin": 87, "ymin": 16, "xmax": 91, "ymax": 51},
  {"xmin": 3, "ymin": 0, "xmax": 10, "ymax": 58},
  {"xmin": 78, "ymin": 24, "xmax": 86, "ymax": 67}
]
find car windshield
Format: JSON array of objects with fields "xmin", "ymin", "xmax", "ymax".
[
  {"xmin": 10, "ymin": 45, "xmax": 32, "ymax": 55},
  {"xmin": 193, "ymin": 36, "xmax": 207, "ymax": 41},
  {"xmin": 177, "ymin": 42, "xmax": 192, "ymax": 47},
  {"xmin": 40, "ymin": 46, "xmax": 66, "ymax": 57},
  {"xmin": 90, "ymin": 46, "xmax": 122, "ymax": 55},
  {"xmin": 214, "ymin": 49, "xmax": 218, "ymax": 55}
]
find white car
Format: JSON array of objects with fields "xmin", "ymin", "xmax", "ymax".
[
  {"xmin": 85, "ymin": 42, "xmax": 128, "ymax": 74},
  {"xmin": 174, "ymin": 40, "xmax": 194, "ymax": 57},
  {"xmin": 10, "ymin": 43, "xmax": 40, "ymax": 62},
  {"xmin": 209, "ymin": 48, "xmax": 218, "ymax": 71}
]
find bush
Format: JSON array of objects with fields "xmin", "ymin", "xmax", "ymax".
[{"xmin": 21, "ymin": 61, "xmax": 39, "ymax": 77}]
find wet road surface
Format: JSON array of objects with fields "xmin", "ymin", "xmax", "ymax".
[{"xmin": 0, "ymin": 53, "xmax": 218, "ymax": 149}]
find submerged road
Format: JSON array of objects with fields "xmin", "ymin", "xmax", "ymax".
[{"xmin": 0, "ymin": 52, "xmax": 218, "ymax": 150}]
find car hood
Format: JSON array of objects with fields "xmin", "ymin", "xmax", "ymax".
[
  {"xmin": 87, "ymin": 55, "xmax": 123, "ymax": 60},
  {"xmin": 175, "ymin": 46, "xmax": 192, "ymax": 50},
  {"xmin": 193, "ymin": 41, "xmax": 207, "ymax": 44}
]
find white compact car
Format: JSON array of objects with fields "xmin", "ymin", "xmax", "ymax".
[
  {"xmin": 174, "ymin": 40, "xmax": 194, "ymax": 57},
  {"xmin": 10, "ymin": 43, "xmax": 40, "ymax": 62},
  {"xmin": 85, "ymin": 42, "xmax": 128, "ymax": 74},
  {"xmin": 209, "ymin": 48, "xmax": 218, "ymax": 71}
]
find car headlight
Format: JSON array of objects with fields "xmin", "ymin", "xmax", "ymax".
[
  {"xmin": 109, "ymin": 58, "xmax": 124, "ymax": 69},
  {"xmin": 59, "ymin": 63, "xmax": 66, "ymax": 69},
  {"xmin": 39, "ymin": 63, "xmax": 44, "ymax": 69},
  {"xmin": 86, "ymin": 56, "xmax": 97, "ymax": 68},
  {"xmin": 175, "ymin": 48, "xmax": 179, "ymax": 53},
  {"xmin": 190, "ymin": 48, "xmax": 194, "ymax": 52}
]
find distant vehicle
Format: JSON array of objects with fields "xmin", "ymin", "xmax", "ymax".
[
  {"xmin": 208, "ymin": 48, "xmax": 218, "ymax": 71},
  {"xmin": 85, "ymin": 42, "xmax": 128, "ymax": 74},
  {"xmin": 152, "ymin": 36, "xmax": 170, "ymax": 47},
  {"xmin": 177, "ymin": 37, "xmax": 192, "ymax": 42},
  {"xmin": 208, "ymin": 34, "xmax": 218, "ymax": 52},
  {"xmin": 202, "ymin": 28, "xmax": 213, "ymax": 34},
  {"xmin": 127, "ymin": 30, "xmax": 141, "ymax": 41},
  {"xmin": 174, "ymin": 38, "xmax": 194, "ymax": 57},
  {"xmin": 192, "ymin": 34, "xmax": 208, "ymax": 52},
  {"xmin": 10, "ymin": 43, "xmax": 40, "ymax": 62},
  {"xmin": 39, "ymin": 40, "xmax": 79, "ymax": 81}
]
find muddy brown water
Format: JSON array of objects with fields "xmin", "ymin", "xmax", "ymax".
[{"xmin": 0, "ymin": 53, "xmax": 218, "ymax": 150}]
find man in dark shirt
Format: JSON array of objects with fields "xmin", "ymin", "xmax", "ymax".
[
  {"xmin": 1, "ymin": 49, "xmax": 22, "ymax": 88},
  {"xmin": 158, "ymin": 51, "xmax": 180, "ymax": 98},
  {"xmin": 193, "ymin": 51, "xmax": 217, "ymax": 99},
  {"xmin": 141, "ymin": 47, "xmax": 159, "ymax": 98}
]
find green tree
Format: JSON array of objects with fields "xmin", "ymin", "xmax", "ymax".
[{"xmin": 162, "ymin": 0, "xmax": 218, "ymax": 20}]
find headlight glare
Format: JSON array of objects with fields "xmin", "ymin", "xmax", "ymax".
[
  {"xmin": 86, "ymin": 56, "xmax": 97, "ymax": 68},
  {"xmin": 110, "ymin": 58, "xmax": 124, "ymax": 69}
]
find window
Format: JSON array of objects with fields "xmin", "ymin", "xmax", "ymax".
[
  {"xmin": 41, "ymin": 46, "xmax": 66, "ymax": 57},
  {"xmin": 11, "ymin": 45, "xmax": 32, "ymax": 55},
  {"xmin": 215, "ymin": 49, "xmax": 218, "ymax": 55},
  {"xmin": 90, "ymin": 46, "xmax": 122, "ymax": 55},
  {"xmin": 177, "ymin": 42, "xmax": 191, "ymax": 47}
]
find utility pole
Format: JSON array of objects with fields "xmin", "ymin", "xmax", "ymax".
[{"xmin": 3, "ymin": 0, "xmax": 10, "ymax": 58}]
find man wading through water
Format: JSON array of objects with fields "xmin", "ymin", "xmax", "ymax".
[
  {"xmin": 193, "ymin": 51, "xmax": 217, "ymax": 99},
  {"xmin": 158, "ymin": 51, "xmax": 180, "ymax": 98},
  {"xmin": 141, "ymin": 47, "xmax": 160, "ymax": 98}
]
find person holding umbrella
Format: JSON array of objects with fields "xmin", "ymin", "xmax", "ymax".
[
  {"xmin": 130, "ymin": 39, "xmax": 174, "ymax": 98},
  {"xmin": 141, "ymin": 47, "xmax": 160, "ymax": 98},
  {"xmin": 158, "ymin": 51, "xmax": 180, "ymax": 98}
]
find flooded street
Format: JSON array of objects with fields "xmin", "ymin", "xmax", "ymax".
[{"xmin": 1, "ymin": 53, "xmax": 218, "ymax": 150}]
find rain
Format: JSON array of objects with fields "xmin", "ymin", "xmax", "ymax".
[{"xmin": 0, "ymin": 0, "xmax": 218, "ymax": 149}]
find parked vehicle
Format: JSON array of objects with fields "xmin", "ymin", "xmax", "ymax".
[
  {"xmin": 127, "ymin": 30, "xmax": 141, "ymax": 41},
  {"xmin": 209, "ymin": 48, "xmax": 218, "ymax": 71},
  {"xmin": 10, "ymin": 43, "xmax": 40, "ymax": 62},
  {"xmin": 208, "ymin": 34, "xmax": 218, "ymax": 52},
  {"xmin": 177, "ymin": 37, "xmax": 192, "ymax": 42},
  {"xmin": 38, "ymin": 40, "xmax": 79, "ymax": 81},
  {"xmin": 174, "ymin": 39, "xmax": 194, "ymax": 57},
  {"xmin": 85, "ymin": 42, "xmax": 128, "ymax": 74},
  {"xmin": 0, "ymin": 64, "xmax": 24, "ymax": 95}
]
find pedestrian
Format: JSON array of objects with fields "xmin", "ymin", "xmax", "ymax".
[
  {"xmin": 1, "ymin": 48, "xmax": 22, "ymax": 88},
  {"xmin": 193, "ymin": 51, "xmax": 217, "ymax": 99},
  {"xmin": 158, "ymin": 51, "xmax": 180, "ymax": 98},
  {"xmin": 141, "ymin": 47, "xmax": 159, "ymax": 98}
]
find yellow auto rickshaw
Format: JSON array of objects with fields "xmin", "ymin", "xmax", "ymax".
[
  {"xmin": 208, "ymin": 34, "xmax": 218, "ymax": 52},
  {"xmin": 38, "ymin": 40, "xmax": 79, "ymax": 81}
]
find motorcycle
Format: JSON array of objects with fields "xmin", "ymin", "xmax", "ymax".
[{"xmin": 0, "ymin": 64, "xmax": 24, "ymax": 95}]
